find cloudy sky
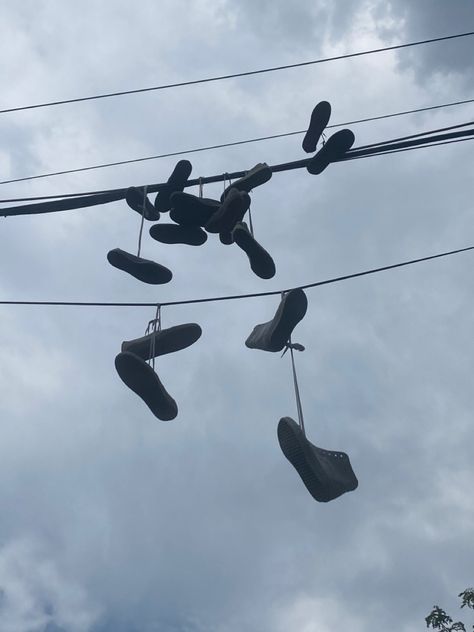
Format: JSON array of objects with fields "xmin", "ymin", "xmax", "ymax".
[{"xmin": 0, "ymin": 2, "xmax": 473, "ymax": 631}]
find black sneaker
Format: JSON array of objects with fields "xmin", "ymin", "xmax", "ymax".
[
  {"xmin": 121, "ymin": 323, "xmax": 202, "ymax": 361},
  {"xmin": 155, "ymin": 160, "xmax": 192, "ymax": 212},
  {"xmin": 169, "ymin": 192, "xmax": 220, "ymax": 226},
  {"xmin": 302, "ymin": 101, "xmax": 331, "ymax": 154},
  {"xmin": 150, "ymin": 223, "xmax": 207, "ymax": 246},
  {"xmin": 277, "ymin": 417, "xmax": 358, "ymax": 502},
  {"xmin": 221, "ymin": 163, "xmax": 272, "ymax": 201},
  {"xmin": 219, "ymin": 231, "xmax": 234, "ymax": 245},
  {"xmin": 115, "ymin": 352, "xmax": 178, "ymax": 421},
  {"xmin": 306, "ymin": 129, "xmax": 355, "ymax": 175},
  {"xmin": 205, "ymin": 189, "xmax": 250, "ymax": 234},
  {"xmin": 107, "ymin": 248, "xmax": 172, "ymax": 285},
  {"xmin": 232, "ymin": 222, "xmax": 275, "ymax": 280},
  {"xmin": 126, "ymin": 187, "xmax": 160, "ymax": 221},
  {"xmin": 245, "ymin": 289, "xmax": 307, "ymax": 351}
]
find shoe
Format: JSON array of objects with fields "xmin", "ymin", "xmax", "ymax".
[
  {"xmin": 205, "ymin": 189, "xmax": 250, "ymax": 234},
  {"xmin": 149, "ymin": 223, "xmax": 207, "ymax": 246},
  {"xmin": 219, "ymin": 230, "xmax": 234, "ymax": 245},
  {"xmin": 121, "ymin": 323, "xmax": 202, "ymax": 361},
  {"xmin": 155, "ymin": 160, "xmax": 192, "ymax": 212},
  {"xmin": 126, "ymin": 187, "xmax": 160, "ymax": 221},
  {"xmin": 232, "ymin": 222, "xmax": 275, "ymax": 280},
  {"xmin": 245, "ymin": 288, "xmax": 307, "ymax": 351},
  {"xmin": 220, "ymin": 163, "xmax": 272, "ymax": 201},
  {"xmin": 115, "ymin": 352, "xmax": 178, "ymax": 421},
  {"xmin": 278, "ymin": 417, "xmax": 358, "ymax": 502},
  {"xmin": 302, "ymin": 101, "xmax": 331, "ymax": 154},
  {"xmin": 107, "ymin": 248, "xmax": 172, "ymax": 285},
  {"xmin": 169, "ymin": 192, "xmax": 220, "ymax": 226},
  {"xmin": 306, "ymin": 129, "xmax": 355, "ymax": 175}
]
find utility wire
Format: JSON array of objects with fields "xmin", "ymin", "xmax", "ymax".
[
  {"xmin": 1, "ymin": 31, "xmax": 473, "ymax": 115},
  {"xmin": 1, "ymin": 97, "xmax": 473, "ymax": 188},
  {"xmin": 1, "ymin": 126, "xmax": 473, "ymax": 216},
  {"xmin": 0, "ymin": 245, "xmax": 472, "ymax": 308}
]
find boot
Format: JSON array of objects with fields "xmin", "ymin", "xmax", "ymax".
[
  {"xmin": 302, "ymin": 101, "xmax": 331, "ymax": 154},
  {"xmin": 150, "ymin": 223, "xmax": 207, "ymax": 246},
  {"xmin": 306, "ymin": 129, "xmax": 355, "ymax": 175},
  {"xmin": 205, "ymin": 189, "xmax": 250, "ymax": 234},
  {"xmin": 121, "ymin": 323, "xmax": 202, "ymax": 361},
  {"xmin": 107, "ymin": 248, "xmax": 172, "ymax": 284},
  {"xmin": 232, "ymin": 221, "xmax": 275, "ymax": 280},
  {"xmin": 126, "ymin": 187, "xmax": 160, "ymax": 221},
  {"xmin": 115, "ymin": 352, "xmax": 178, "ymax": 421},
  {"xmin": 220, "ymin": 163, "xmax": 272, "ymax": 201},
  {"xmin": 155, "ymin": 160, "xmax": 192, "ymax": 212},
  {"xmin": 245, "ymin": 288, "xmax": 307, "ymax": 352},
  {"xmin": 277, "ymin": 417, "xmax": 358, "ymax": 502},
  {"xmin": 169, "ymin": 192, "xmax": 220, "ymax": 226}
]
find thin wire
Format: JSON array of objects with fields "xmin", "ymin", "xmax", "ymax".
[
  {"xmin": 1, "ymin": 244, "xmax": 472, "ymax": 308},
  {"xmin": 1, "ymin": 97, "xmax": 473, "ymax": 188},
  {"xmin": 1, "ymin": 127, "xmax": 472, "ymax": 216},
  {"xmin": 1, "ymin": 31, "xmax": 473, "ymax": 115}
]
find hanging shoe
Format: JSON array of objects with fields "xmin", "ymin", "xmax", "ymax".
[
  {"xmin": 154, "ymin": 160, "xmax": 192, "ymax": 213},
  {"xmin": 232, "ymin": 221, "xmax": 275, "ymax": 280},
  {"xmin": 306, "ymin": 129, "xmax": 355, "ymax": 175},
  {"xmin": 245, "ymin": 288, "xmax": 307, "ymax": 351},
  {"xmin": 107, "ymin": 248, "xmax": 172, "ymax": 284},
  {"xmin": 115, "ymin": 352, "xmax": 178, "ymax": 421},
  {"xmin": 278, "ymin": 417, "xmax": 358, "ymax": 502},
  {"xmin": 219, "ymin": 230, "xmax": 234, "ymax": 245},
  {"xmin": 302, "ymin": 101, "xmax": 331, "ymax": 154},
  {"xmin": 126, "ymin": 187, "xmax": 160, "ymax": 221},
  {"xmin": 150, "ymin": 223, "xmax": 207, "ymax": 246},
  {"xmin": 205, "ymin": 189, "xmax": 250, "ymax": 234},
  {"xmin": 169, "ymin": 192, "xmax": 220, "ymax": 226},
  {"xmin": 221, "ymin": 163, "xmax": 272, "ymax": 201},
  {"xmin": 121, "ymin": 323, "xmax": 202, "ymax": 361}
]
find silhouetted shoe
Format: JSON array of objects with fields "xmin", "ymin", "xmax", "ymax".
[
  {"xmin": 302, "ymin": 101, "xmax": 331, "ymax": 154},
  {"xmin": 221, "ymin": 163, "xmax": 272, "ymax": 201},
  {"xmin": 121, "ymin": 323, "xmax": 202, "ymax": 361},
  {"xmin": 219, "ymin": 230, "xmax": 234, "ymax": 245},
  {"xmin": 205, "ymin": 189, "xmax": 250, "ymax": 234},
  {"xmin": 126, "ymin": 187, "xmax": 160, "ymax": 221},
  {"xmin": 155, "ymin": 160, "xmax": 192, "ymax": 212},
  {"xmin": 150, "ymin": 223, "xmax": 207, "ymax": 246},
  {"xmin": 232, "ymin": 221, "xmax": 275, "ymax": 279},
  {"xmin": 278, "ymin": 417, "xmax": 358, "ymax": 502},
  {"xmin": 107, "ymin": 248, "xmax": 172, "ymax": 284},
  {"xmin": 115, "ymin": 352, "xmax": 178, "ymax": 420},
  {"xmin": 169, "ymin": 192, "xmax": 220, "ymax": 226},
  {"xmin": 245, "ymin": 288, "xmax": 307, "ymax": 351},
  {"xmin": 306, "ymin": 129, "xmax": 355, "ymax": 175}
]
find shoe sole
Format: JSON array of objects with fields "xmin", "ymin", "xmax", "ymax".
[
  {"xmin": 149, "ymin": 224, "xmax": 207, "ymax": 246},
  {"xmin": 306, "ymin": 129, "xmax": 355, "ymax": 175},
  {"xmin": 232, "ymin": 225, "xmax": 276, "ymax": 279},
  {"xmin": 121, "ymin": 323, "xmax": 202, "ymax": 361},
  {"xmin": 170, "ymin": 193, "xmax": 220, "ymax": 226},
  {"xmin": 107, "ymin": 249, "xmax": 172, "ymax": 285},
  {"xmin": 155, "ymin": 160, "xmax": 193, "ymax": 212},
  {"xmin": 115, "ymin": 352, "xmax": 178, "ymax": 421},
  {"xmin": 220, "ymin": 164, "xmax": 272, "ymax": 201},
  {"xmin": 302, "ymin": 101, "xmax": 331, "ymax": 154}
]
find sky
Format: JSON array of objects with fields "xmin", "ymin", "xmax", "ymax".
[{"xmin": 0, "ymin": 1, "xmax": 473, "ymax": 631}]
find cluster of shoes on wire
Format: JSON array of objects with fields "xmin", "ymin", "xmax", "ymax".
[{"xmin": 109, "ymin": 101, "xmax": 358, "ymax": 502}]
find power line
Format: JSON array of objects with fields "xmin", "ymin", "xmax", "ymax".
[
  {"xmin": 1, "ymin": 245, "xmax": 472, "ymax": 308},
  {"xmin": 1, "ymin": 125, "xmax": 473, "ymax": 216},
  {"xmin": 1, "ymin": 32, "xmax": 473, "ymax": 115},
  {"xmin": 1, "ymin": 97, "xmax": 473, "ymax": 188}
]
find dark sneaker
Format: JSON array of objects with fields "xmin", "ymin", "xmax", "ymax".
[
  {"xmin": 126, "ymin": 187, "xmax": 160, "ymax": 221},
  {"xmin": 169, "ymin": 192, "xmax": 220, "ymax": 226},
  {"xmin": 107, "ymin": 248, "xmax": 172, "ymax": 285},
  {"xmin": 121, "ymin": 323, "xmax": 202, "ymax": 361},
  {"xmin": 306, "ymin": 129, "xmax": 355, "ymax": 175},
  {"xmin": 115, "ymin": 352, "xmax": 178, "ymax": 421},
  {"xmin": 221, "ymin": 163, "xmax": 272, "ymax": 201},
  {"xmin": 150, "ymin": 223, "xmax": 207, "ymax": 246},
  {"xmin": 245, "ymin": 288, "xmax": 307, "ymax": 351},
  {"xmin": 205, "ymin": 189, "xmax": 250, "ymax": 234},
  {"xmin": 302, "ymin": 100, "xmax": 331, "ymax": 154},
  {"xmin": 277, "ymin": 417, "xmax": 358, "ymax": 502},
  {"xmin": 232, "ymin": 221, "xmax": 275, "ymax": 280},
  {"xmin": 155, "ymin": 160, "xmax": 192, "ymax": 212},
  {"xmin": 219, "ymin": 230, "xmax": 234, "ymax": 245}
]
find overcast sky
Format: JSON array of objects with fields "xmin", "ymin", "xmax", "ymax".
[{"xmin": 0, "ymin": 2, "xmax": 473, "ymax": 631}]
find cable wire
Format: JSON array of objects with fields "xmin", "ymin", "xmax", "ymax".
[
  {"xmin": 1, "ymin": 244, "xmax": 472, "ymax": 308},
  {"xmin": 1, "ymin": 97, "xmax": 472, "ymax": 188},
  {"xmin": 1, "ymin": 31, "xmax": 473, "ymax": 115}
]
